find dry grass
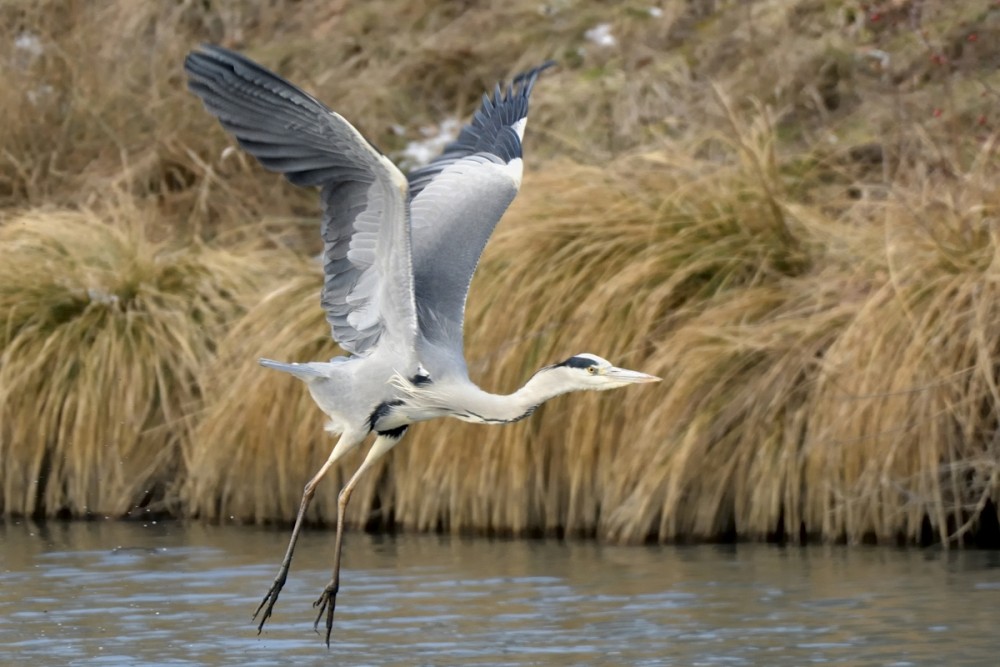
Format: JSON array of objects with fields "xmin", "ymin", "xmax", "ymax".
[
  {"xmin": 0, "ymin": 198, "xmax": 269, "ymax": 517},
  {"xmin": 1, "ymin": 0, "xmax": 999, "ymax": 545},
  {"xmin": 185, "ymin": 269, "xmax": 343, "ymax": 524},
  {"xmin": 187, "ymin": 105, "xmax": 1000, "ymax": 546},
  {"xmin": 801, "ymin": 147, "xmax": 1000, "ymax": 546}
]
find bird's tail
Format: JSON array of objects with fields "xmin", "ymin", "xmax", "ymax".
[{"xmin": 259, "ymin": 358, "xmax": 328, "ymax": 381}]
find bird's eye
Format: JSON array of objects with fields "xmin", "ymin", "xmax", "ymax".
[{"xmin": 587, "ymin": 366, "xmax": 597, "ymax": 375}]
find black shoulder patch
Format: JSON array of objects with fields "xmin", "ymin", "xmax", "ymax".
[
  {"xmin": 557, "ymin": 355, "xmax": 596, "ymax": 370},
  {"xmin": 377, "ymin": 425, "xmax": 408, "ymax": 440},
  {"xmin": 367, "ymin": 399, "xmax": 404, "ymax": 433},
  {"xmin": 410, "ymin": 373, "xmax": 432, "ymax": 386}
]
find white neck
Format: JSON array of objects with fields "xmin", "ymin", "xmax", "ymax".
[{"xmin": 403, "ymin": 367, "xmax": 577, "ymax": 425}]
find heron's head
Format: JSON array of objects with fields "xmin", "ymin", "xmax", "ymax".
[{"xmin": 545, "ymin": 353, "xmax": 660, "ymax": 391}]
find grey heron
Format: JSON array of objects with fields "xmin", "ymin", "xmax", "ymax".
[{"xmin": 184, "ymin": 45, "xmax": 660, "ymax": 646}]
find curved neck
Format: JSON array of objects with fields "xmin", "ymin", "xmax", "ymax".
[{"xmin": 429, "ymin": 368, "xmax": 574, "ymax": 425}]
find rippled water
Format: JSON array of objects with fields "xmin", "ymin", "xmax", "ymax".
[{"xmin": 1, "ymin": 521, "xmax": 998, "ymax": 666}]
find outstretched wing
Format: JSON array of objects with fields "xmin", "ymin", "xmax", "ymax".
[
  {"xmin": 407, "ymin": 62, "xmax": 553, "ymax": 366},
  {"xmin": 184, "ymin": 45, "xmax": 416, "ymax": 357}
]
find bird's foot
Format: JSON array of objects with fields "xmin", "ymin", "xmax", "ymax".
[
  {"xmin": 252, "ymin": 571, "xmax": 287, "ymax": 634},
  {"xmin": 313, "ymin": 581, "xmax": 339, "ymax": 648}
]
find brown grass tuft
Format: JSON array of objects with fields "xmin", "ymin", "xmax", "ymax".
[
  {"xmin": 185, "ymin": 268, "xmax": 345, "ymax": 525},
  {"xmin": 0, "ymin": 199, "xmax": 267, "ymax": 517},
  {"xmin": 2, "ymin": 0, "xmax": 999, "ymax": 545},
  {"xmin": 801, "ymin": 145, "xmax": 1000, "ymax": 546}
]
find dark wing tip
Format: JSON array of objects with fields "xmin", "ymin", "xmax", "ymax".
[
  {"xmin": 185, "ymin": 43, "xmax": 259, "ymax": 67},
  {"xmin": 499, "ymin": 60, "xmax": 556, "ymax": 105},
  {"xmin": 405, "ymin": 60, "xmax": 555, "ymax": 196},
  {"xmin": 511, "ymin": 60, "xmax": 557, "ymax": 87},
  {"xmin": 184, "ymin": 43, "xmax": 327, "ymax": 107},
  {"xmin": 183, "ymin": 43, "xmax": 248, "ymax": 79},
  {"xmin": 488, "ymin": 60, "xmax": 555, "ymax": 127}
]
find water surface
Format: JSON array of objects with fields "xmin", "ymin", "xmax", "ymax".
[{"xmin": 1, "ymin": 521, "xmax": 997, "ymax": 665}]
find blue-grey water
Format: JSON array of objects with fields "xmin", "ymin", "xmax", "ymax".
[{"xmin": 0, "ymin": 520, "xmax": 997, "ymax": 666}]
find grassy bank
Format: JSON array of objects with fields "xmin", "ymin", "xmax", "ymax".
[{"xmin": 2, "ymin": 0, "xmax": 999, "ymax": 545}]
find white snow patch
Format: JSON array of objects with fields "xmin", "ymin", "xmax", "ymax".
[
  {"xmin": 648, "ymin": 7, "xmax": 664, "ymax": 18},
  {"xmin": 585, "ymin": 23, "xmax": 617, "ymax": 48},
  {"xmin": 400, "ymin": 117, "xmax": 462, "ymax": 168},
  {"xmin": 11, "ymin": 31, "xmax": 44, "ymax": 72},
  {"xmin": 87, "ymin": 288, "xmax": 119, "ymax": 306},
  {"xmin": 26, "ymin": 84, "xmax": 54, "ymax": 107},
  {"xmin": 14, "ymin": 32, "xmax": 43, "ymax": 57}
]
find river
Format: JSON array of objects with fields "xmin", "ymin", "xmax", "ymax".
[{"xmin": 0, "ymin": 520, "xmax": 997, "ymax": 665}]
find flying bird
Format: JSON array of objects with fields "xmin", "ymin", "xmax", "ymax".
[{"xmin": 184, "ymin": 45, "xmax": 659, "ymax": 646}]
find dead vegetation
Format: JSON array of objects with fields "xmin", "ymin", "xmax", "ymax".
[
  {"xmin": 0, "ymin": 197, "xmax": 272, "ymax": 517},
  {"xmin": 1, "ymin": 0, "xmax": 999, "ymax": 545}
]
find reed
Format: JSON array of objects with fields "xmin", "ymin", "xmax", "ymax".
[
  {"xmin": 185, "ymin": 268, "xmax": 345, "ymax": 525},
  {"xmin": 801, "ymin": 146, "xmax": 1000, "ymax": 546},
  {"xmin": 181, "ymin": 110, "xmax": 827, "ymax": 540},
  {"xmin": 0, "ymin": 199, "xmax": 267, "ymax": 517},
  {"xmin": 2, "ymin": 0, "xmax": 999, "ymax": 545}
]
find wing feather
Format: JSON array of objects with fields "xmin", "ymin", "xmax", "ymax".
[
  {"xmin": 407, "ymin": 63, "xmax": 553, "ymax": 367},
  {"xmin": 185, "ymin": 45, "xmax": 417, "ymax": 357}
]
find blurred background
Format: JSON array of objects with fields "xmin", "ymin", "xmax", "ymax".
[{"xmin": 1, "ymin": 0, "xmax": 999, "ymax": 548}]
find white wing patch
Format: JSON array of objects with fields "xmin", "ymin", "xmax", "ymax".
[
  {"xmin": 502, "ymin": 157, "xmax": 523, "ymax": 189},
  {"xmin": 511, "ymin": 117, "xmax": 527, "ymax": 141}
]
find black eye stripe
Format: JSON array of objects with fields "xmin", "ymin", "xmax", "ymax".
[{"xmin": 557, "ymin": 356, "xmax": 596, "ymax": 370}]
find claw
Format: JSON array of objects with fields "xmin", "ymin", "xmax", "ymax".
[
  {"xmin": 252, "ymin": 573, "xmax": 287, "ymax": 634},
  {"xmin": 312, "ymin": 582, "xmax": 338, "ymax": 648}
]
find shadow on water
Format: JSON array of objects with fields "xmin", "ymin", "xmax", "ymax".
[{"xmin": 1, "ymin": 520, "xmax": 998, "ymax": 666}]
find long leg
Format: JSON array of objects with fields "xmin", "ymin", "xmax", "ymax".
[
  {"xmin": 313, "ymin": 429, "xmax": 406, "ymax": 647},
  {"xmin": 253, "ymin": 430, "xmax": 364, "ymax": 633}
]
